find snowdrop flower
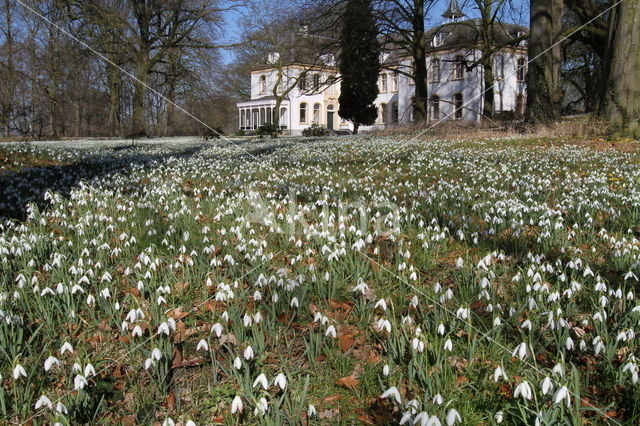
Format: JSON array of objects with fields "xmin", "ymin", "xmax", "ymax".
[
  {"xmin": 455, "ymin": 307, "xmax": 469, "ymax": 320},
  {"xmin": 553, "ymin": 386, "xmax": 570, "ymax": 406},
  {"xmin": 157, "ymin": 322, "xmax": 171, "ymax": 335},
  {"xmin": 185, "ymin": 421, "xmax": 196, "ymax": 426},
  {"xmin": 253, "ymin": 373, "xmax": 269, "ymax": 390},
  {"xmin": 308, "ymin": 404, "xmax": 316, "ymax": 417},
  {"xmin": 566, "ymin": 336, "xmax": 574, "ymax": 350},
  {"xmin": 211, "ymin": 323, "xmax": 223, "ymax": 337},
  {"xmin": 493, "ymin": 365, "xmax": 508, "ymax": 382},
  {"xmin": 254, "ymin": 397, "xmax": 269, "ymax": 416},
  {"xmin": 233, "ymin": 357, "xmax": 242, "ymax": 370},
  {"xmin": 444, "ymin": 338, "xmax": 453, "ymax": 352},
  {"xmin": 380, "ymin": 386, "xmax": 401, "ymax": 403},
  {"xmin": 231, "ymin": 395, "xmax": 243, "ymax": 414},
  {"xmin": 60, "ymin": 342, "xmax": 74, "ymax": 354},
  {"xmin": 84, "ymin": 363, "xmax": 96, "ymax": 377},
  {"xmin": 325, "ymin": 325, "xmax": 337, "ymax": 338},
  {"xmin": 162, "ymin": 418, "xmax": 175, "ymax": 426},
  {"xmin": 196, "ymin": 339, "xmax": 209, "ymax": 351},
  {"xmin": 44, "ymin": 356, "xmax": 60, "ymax": 372},
  {"xmin": 521, "ymin": 319, "xmax": 532, "ymax": 331},
  {"xmin": 376, "ymin": 318, "xmax": 391, "ymax": 333},
  {"xmin": 412, "ymin": 338, "xmax": 425, "ymax": 352},
  {"xmin": 383, "ymin": 364, "xmax": 390, "ymax": 376},
  {"xmin": 432, "ymin": 393, "xmax": 444, "ymax": 405},
  {"xmin": 446, "ymin": 409, "xmax": 461, "ymax": 425},
  {"xmin": 437, "ymin": 323, "xmax": 445, "ymax": 335},
  {"xmin": 427, "ymin": 415, "xmax": 442, "ymax": 426},
  {"xmin": 35, "ymin": 395, "xmax": 53, "ymax": 410},
  {"xmin": 151, "ymin": 348, "xmax": 162, "ymax": 361},
  {"xmin": 274, "ymin": 373, "xmax": 287, "ymax": 390},
  {"xmin": 514, "ymin": 381, "xmax": 533, "ymax": 400},
  {"xmin": 494, "ymin": 411, "xmax": 504, "ymax": 423},
  {"xmin": 74, "ymin": 374, "xmax": 88, "ymax": 390},
  {"xmin": 374, "ymin": 299, "xmax": 387, "ymax": 311},
  {"xmin": 242, "ymin": 345, "xmax": 254, "ymax": 360},
  {"xmin": 132, "ymin": 325, "xmax": 143, "ymax": 337},
  {"xmin": 540, "ymin": 376, "xmax": 553, "ymax": 395},
  {"xmin": 13, "ymin": 364, "xmax": 27, "ymax": 380},
  {"xmin": 512, "ymin": 342, "xmax": 528, "ymax": 360}
]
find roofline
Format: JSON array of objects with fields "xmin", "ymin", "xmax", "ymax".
[{"xmin": 250, "ymin": 62, "xmax": 339, "ymax": 72}]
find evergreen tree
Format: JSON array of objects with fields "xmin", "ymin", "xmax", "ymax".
[{"xmin": 338, "ymin": 0, "xmax": 381, "ymax": 134}]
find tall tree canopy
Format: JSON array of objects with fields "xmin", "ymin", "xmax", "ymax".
[{"xmin": 338, "ymin": 0, "xmax": 381, "ymax": 134}]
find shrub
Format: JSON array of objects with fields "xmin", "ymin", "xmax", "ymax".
[
  {"xmin": 302, "ymin": 123, "xmax": 331, "ymax": 137},
  {"xmin": 256, "ymin": 123, "xmax": 283, "ymax": 138}
]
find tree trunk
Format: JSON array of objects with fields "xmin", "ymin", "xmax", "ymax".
[
  {"xmin": 526, "ymin": 0, "xmax": 564, "ymax": 124},
  {"xmin": 412, "ymin": 0, "xmax": 428, "ymax": 122},
  {"xmin": 353, "ymin": 122, "xmax": 359, "ymax": 134},
  {"xmin": 482, "ymin": 56, "xmax": 494, "ymax": 118},
  {"xmin": 131, "ymin": 57, "xmax": 149, "ymax": 135},
  {"xmin": 600, "ymin": 0, "xmax": 640, "ymax": 137},
  {"xmin": 107, "ymin": 64, "xmax": 121, "ymax": 136}
]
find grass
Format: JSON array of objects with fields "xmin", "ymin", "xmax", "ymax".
[{"xmin": 0, "ymin": 135, "xmax": 639, "ymax": 425}]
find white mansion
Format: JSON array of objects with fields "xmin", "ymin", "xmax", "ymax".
[{"xmin": 237, "ymin": 0, "xmax": 528, "ymax": 135}]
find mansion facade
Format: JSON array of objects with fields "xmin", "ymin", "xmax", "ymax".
[{"xmin": 237, "ymin": 1, "xmax": 528, "ymax": 135}]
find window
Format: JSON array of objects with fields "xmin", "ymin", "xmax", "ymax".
[
  {"xmin": 453, "ymin": 56, "xmax": 464, "ymax": 79},
  {"xmin": 298, "ymin": 74, "xmax": 307, "ymax": 92},
  {"xmin": 380, "ymin": 103, "xmax": 387, "ymax": 124},
  {"xmin": 430, "ymin": 95, "xmax": 440, "ymax": 121},
  {"xmin": 300, "ymin": 103, "xmax": 307, "ymax": 123},
  {"xmin": 392, "ymin": 71, "xmax": 399, "ymax": 92},
  {"xmin": 515, "ymin": 94, "xmax": 525, "ymax": 118},
  {"xmin": 432, "ymin": 31, "xmax": 449, "ymax": 47},
  {"xmin": 260, "ymin": 108, "xmax": 266, "ymax": 125},
  {"xmin": 453, "ymin": 93, "xmax": 463, "ymax": 119},
  {"xmin": 313, "ymin": 103, "xmax": 321, "ymax": 123},
  {"xmin": 408, "ymin": 61, "xmax": 415, "ymax": 85},
  {"xmin": 280, "ymin": 107, "xmax": 288, "ymax": 128},
  {"xmin": 240, "ymin": 110, "xmax": 245, "ymax": 129},
  {"xmin": 495, "ymin": 92, "xmax": 503, "ymax": 112},
  {"xmin": 517, "ymin": 58, "xmax": 526, "ymax": 82},
  {"xmin": 410, "ymin": 97, "xmax": 415, "ymax": 121},
  {"xmin": 392, "ymin": 102, "xmax": 399, "ymax": 123},
  {"xmin": 313, "ymin": 74, "xmax": 320, "ymax": 91},
  {"xmin": 430, "ymin": 58, "xmax": 441, "ymax": 82},
  {"xmin": 259, "ymin": 75, "xmax": 267, "ymax": 94},
  {"xmin": 495, "ymin": 55, "xmax": 504, "ymax": 80},
  {"xmin": 380, "ymin": 74, "xmax": 388, "ymax": 92}
]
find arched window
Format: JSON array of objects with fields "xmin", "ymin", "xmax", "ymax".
[
  {"xmin": 453, "ymin": 93, "xmax": 463, "ymax": 120},
  {"xmin": 454, "ymin": 55, "xmax": 464, "ymax": 79},
  {"xmin": 430, "ymin": 58, "xmax": 441, "ymax": 82},
  {"xmin": 299, "ymin": 103, "xmax": 307, "ymax": 123},
  {"xmin": 313, "ymin": 74, "xmax": 320, "ymax": 91},
  {"xmin": 380, "ymin": 74, "xmax": 388, "ymax": 92},
  {"xmin": 515, "ymin": 94, "xmax": 525, "ymax": 118},
  {"xmin": 430, "ymin": 95, "xmax": 440, "ymax": 121},
  {"xmin": 517, "ymin": 58, "xmax": 526, "ymax": 82},
  {"xmin": 313, "ymin": 103, "xmax": 321, "ymax": 123},
  {"xmin": 392, "ymin": 101, "xmax": 399, "ymax": 123},
  {"xmin": 259, "ymin": 75, "xmax": 267, "ymax": 94},
  {"xmin": 380, "ymin": 103, "xmax": 387, "ymax": 124},
  {"xmin": 392, "ymin": 71, "xmax": 399, "ymax": 92}
]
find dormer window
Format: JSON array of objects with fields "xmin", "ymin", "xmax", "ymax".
[
  {"xmin": 259, "ymin": 75, "xmax": 267, "ymax": 94},
  {"xmin": 432, "ymin": 32, "xmax": 449, "ymax": 47}
]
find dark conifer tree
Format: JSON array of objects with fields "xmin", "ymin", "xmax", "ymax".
[{"xmin": 338, "ymin": 0, "xmax": 381, "ymax": 134}]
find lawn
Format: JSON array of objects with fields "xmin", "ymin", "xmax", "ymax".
[{"xmin": 0, "ymin": 135, "xmax": 639, "ymax": 425}]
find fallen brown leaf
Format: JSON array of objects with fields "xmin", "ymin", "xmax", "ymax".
[{"xmin": 336, "ymin": 374, "xmax": 359, "ymax": 390}]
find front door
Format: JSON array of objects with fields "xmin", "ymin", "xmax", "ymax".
[{"xmin": 327, "ymin": 111, "xmax": 334, "ymax": 130}]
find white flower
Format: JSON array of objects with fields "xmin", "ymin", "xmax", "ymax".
[
  {"xmin": 157, "ymin": 322, "xmax": 171, "ymax": 335},
  {"xmin": 493, "ymin": 365, "xmax": 508, "ymax": 382},
  {"xmin": 432, "ymin": 393, "xmax": 444, "ymax": 405},
  {"xmin": 231, "ymin": 395, "xmax": 243, "ymax": 414},
  {"xmin": 35, "ymin": 395, "xmax": 52, "ymax": 410},
  {"xmin": 446, "ymin": 409, "xmax": 461, "ymax": 425},
  {"xmin": 494, "ymin": 411, "xmax": 504, "ymax": 423},
  {"xmin": 253, "ymin": 373, "xmax": 269, "ymax": 390},
  {"xmin": 444, "ymin": 338, "xmax": 453, "ymax": 352},
  {"xmin": 254, "ymin": 397, "xmax": 269, "ymax": 416},
  {"xmin": 44, "ymin": 356, "xmax": 60, "ymax": 372},
  {"xmin": 383, "ymin": 364, "xmax": 390, "ymax": 376},
  {"xmin": 163, "ymin": 417, "xmax": 175, "ymax": 426},
  {"xmin": 233, "ymin": 357, "xmax": 242, "ymax": 370},
  {"xmin": 74, "ymin": 374, "xmax": 88, "ymax": 390},
  {"xmin": 290, "ymin": 297, "xmax": 299, "ymax": 308},
  {"xmin": 512, "ymin": 342, "xmax": 528, "ymax": 360},
  {"xmin": 186, "ymin": 421, "xmax": 196, "ymax": 426},
  {"xmin": 437, "ymin": 323, "xmax": 445, "ymax": 335},
  {"xmin": 132, "ymin": 325, "xmax": 143, "ymax": 337},
  {"xmin": 521, "ymin": 320, "xmax": 532, "ymax": 331},
  {"xmin": 196, "ymin": 339, "xmax": 209, "ymax": 351},
  {"xmin": 152, "ymin": 348, "xmax": 162, "ymax": 361},
  {"xmin": 375, "ymin": 299, "xmax": 387, "ymax": 311},
  {"xmin": 455, "ymin": 307, "xmax": 469, "ymax": 320},
  {"xmin": 325, "ymin": 325, "xmax": 337, "ymax": 338},
  {"xmin": 380, "ymin": 386, "xmax": 401, "ymax": 404},
  {"xmin": 211, "ymin": 323, "xmax": 223, "ymax": 337},
  {"xmin": 427, "ymin": 415, "xmax": 442, "ymax": 426},
  {"xmin": 514, "ymin": 381, "xmax": 533, "ymax": 400},
  {"xmin": 243, "ymin": 345, "xmax": 254, "ymax": 360},
  {"xmin": 60, "ymin": 342, "xmax": 74, "ymax": 354},
  {"xmin": 84, "ymin": 363, "xmax": 96, "ymax": 377},
  {"xmin": 540, "ymin": 376, "xmax": 553, "ymax": 395},
  {"xmin": 308, "ymin": 404, "xmax": 316, "ymax": 417},
  {"xmin": 274, "ymin": 373, "xmax": 287, "ymax": 390},
  {"xmin": 553, "ymin": 385, "xmax": 570, "ymax": 406},
  {"xmin": 13, "ymin": 364, "xmax": 27, "ymax": 380}
]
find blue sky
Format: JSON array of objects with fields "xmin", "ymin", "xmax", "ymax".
[{"xmin": 218, "ymin": 0, "xmax": 529, "ymax": 65}]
